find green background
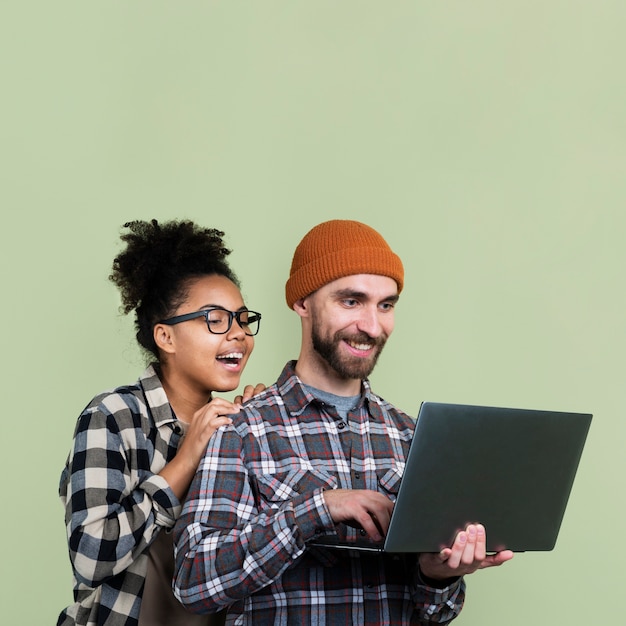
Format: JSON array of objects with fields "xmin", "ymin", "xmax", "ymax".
[{"xmin": 1, "ymin": 2, "xmax": 623, "ymax": 624}]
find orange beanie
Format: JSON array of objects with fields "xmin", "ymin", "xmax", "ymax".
[{"xmin": 285, "ymin": 220, "xmax": 404, "ymax": 309}]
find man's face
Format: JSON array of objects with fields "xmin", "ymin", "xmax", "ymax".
[{"xmin": 306, "ymin": 274, "xmax": 399, "ymax": 381}]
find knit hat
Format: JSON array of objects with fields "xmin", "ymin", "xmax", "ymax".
[{"xmin": 285, "ymin": 219, "xmax": 404, "ymax": 309}]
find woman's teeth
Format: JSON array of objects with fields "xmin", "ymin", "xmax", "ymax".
[{"xmin": 217, "ymin": 352, "xmax": 243, "ymax": 363}]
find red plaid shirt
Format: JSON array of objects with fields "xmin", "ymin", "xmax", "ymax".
[{"xmin": 173, "ymin": 361, "xmax": 465, "ymax": 625}]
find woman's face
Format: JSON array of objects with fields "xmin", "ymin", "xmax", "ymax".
[{"xmin": 157, "ymin": 274, "xmax": 256, "ymax": 397}]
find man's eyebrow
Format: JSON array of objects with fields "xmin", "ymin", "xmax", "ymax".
[
  {"xmin": 332, "ymin": 288, "xmax": 366, "ymax": 299},
  {"xmin": 332, "ymin": 288, "xmax": 400, "ymax": 303}
]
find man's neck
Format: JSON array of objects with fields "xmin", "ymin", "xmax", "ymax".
[{"xmin": 294, "ymin": 357, "xmax": 362, "ymax": 397}]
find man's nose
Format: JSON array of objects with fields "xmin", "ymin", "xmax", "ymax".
[{"xmin": 355, "ymin": 306, "xmax": 384, "ymax": 337}]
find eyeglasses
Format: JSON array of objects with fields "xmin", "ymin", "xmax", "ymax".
[{"xmin": 160, "ymin": 307, "xmax": 262, "ymax": 336}]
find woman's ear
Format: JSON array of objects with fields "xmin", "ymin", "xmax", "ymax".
[{"xmin": 153, "ymin": 323, "xmax": 176, "ymax": 354}]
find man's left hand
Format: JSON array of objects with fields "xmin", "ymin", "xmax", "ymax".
[{"xmin": 418, "ymin": 523, "xmax": 514, "ymax": 581}]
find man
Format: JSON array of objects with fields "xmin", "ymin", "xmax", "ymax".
[{"xmin": 173, "ymin": 220, "xmax": 513, "ymax": 624}]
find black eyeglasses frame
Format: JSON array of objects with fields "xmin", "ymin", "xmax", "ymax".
[{"xmin": 159, "ymin": 307, "xmax": 262, "ymax": 336}]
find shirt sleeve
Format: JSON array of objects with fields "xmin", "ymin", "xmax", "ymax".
[
  {"xmin": 60, "ymin": 401, "xmax": 181, "ymax": 587},
  {"xmin": 172, "ymin": 425, "xmax": 333, "ymax": 614},
  {"xmin": 411, "ymin": 567, "xmax": 466, "ymax": 623}
]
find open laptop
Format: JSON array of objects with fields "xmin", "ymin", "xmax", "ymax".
[{"xmin": 310, "ymin": 402, "xmax": 592, "ymax": 553}]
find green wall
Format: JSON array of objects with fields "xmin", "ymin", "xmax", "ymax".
[{"xmin": 2, "ymin": 2, "xmax": 623, "ymax": 624}]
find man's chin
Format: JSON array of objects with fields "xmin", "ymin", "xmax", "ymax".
[{"xmin": 333, "ymin": 357, "xmax": 378, "ymax": 380}]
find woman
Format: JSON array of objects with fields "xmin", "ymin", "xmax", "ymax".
[{"xmin": 57, "ymin": 219, "xmax": 264, "ymax": 626}]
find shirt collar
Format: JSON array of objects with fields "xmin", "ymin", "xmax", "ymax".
[
  {"xmin": 138, "ymin": 363, "xmax": 177, "ymax": 426},
  {"xmin": 277, "ymin": 360, "xmax": 383, "ymax": 421}
]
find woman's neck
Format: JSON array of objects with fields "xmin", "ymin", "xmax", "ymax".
[{"xmin": 158, "ymin": 365, "xmax": 212, "ymax": 423}]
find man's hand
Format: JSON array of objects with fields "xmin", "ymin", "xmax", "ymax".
[
  {"xmin": 418, "ymin": 523, "xmax": 514, "ymax": 581},
  {"xmin": 323, "ymin": 489, "xmax": 394, "ymax": 541}
]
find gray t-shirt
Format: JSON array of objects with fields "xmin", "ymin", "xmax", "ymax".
[{"xmin": 302, "ymin": 384, "xmax": 360, "ymax": 420}]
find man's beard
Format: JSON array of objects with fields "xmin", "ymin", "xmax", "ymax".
[{"xmin": 311, "ymin": 320, "xmax": 387, "ymax": 380}]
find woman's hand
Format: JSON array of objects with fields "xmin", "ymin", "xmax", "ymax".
[
  {"xmin": 160, "ymin": 397, "xmax": 240, "ymax": 500},
  {"xmin": 234, "ymin": 382, "xmax": 266, "ymax": 405}
]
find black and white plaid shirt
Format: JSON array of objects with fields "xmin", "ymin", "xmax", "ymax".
[{"xmin": 57, "ymin": 365, "xmax": 183, "ymax": 626}]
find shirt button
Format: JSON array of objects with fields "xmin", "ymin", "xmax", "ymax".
[
  {"xmin": 173, "ymin": 425, "xmax": 182, "ymax": 435},
  {"xmin": 337, "ymin": 421, "xmax": 346, "ymax": 429},
  {"xmin": 359, "ymin": 528, "xmax": 367, "ymax": 536},
  {"xmin": 354, "ymin": 472, "xmax": 361, "ymax": 480}
]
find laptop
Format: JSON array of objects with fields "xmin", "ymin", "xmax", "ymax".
[{"xmin": 310, "ymin": 402, "xmax": 592, "ymax": 553}]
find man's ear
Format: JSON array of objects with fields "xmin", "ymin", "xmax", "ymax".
[
  {"xmin": 292, "ymin": 297, "xmax": 310, "ymax": 319},
  {"xmin": 153, "ymin": 323, "xmax": 176, "ymax": 354}
]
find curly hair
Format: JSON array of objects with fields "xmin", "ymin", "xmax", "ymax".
[{"xmin": 109, "ymin": 219, "xmax": 240, "ymax": 358}]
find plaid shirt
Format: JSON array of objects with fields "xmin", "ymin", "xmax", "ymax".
[
  {"xmin": 173, "ymin": 361, "xmax": 465, "ymax": 625},
  {"xmin": 57, "ymin": 365, "xmax": 183, "ymax": 626}
]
